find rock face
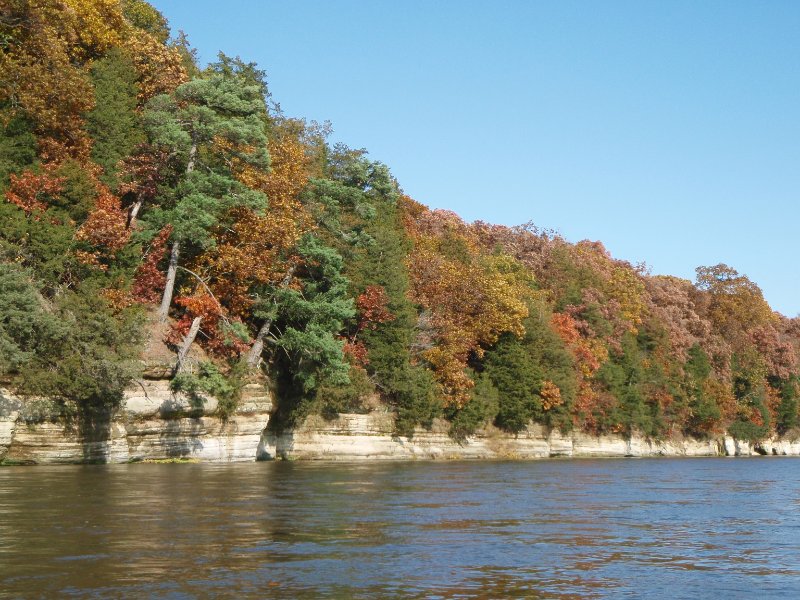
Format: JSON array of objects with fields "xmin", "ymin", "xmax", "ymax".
[
  {"xmin": 258, "ymin": 414, "xmax": 725, "ymax": 461},
  {"xmin": 1, "ymin": 381, "xmax": 272, "ymax": 465},
  {"xmin": 0, "ymin": 388, "xmax": 20, "ymax": 462},
  {"xmin": 3, "ymin": 386, "xmax": 800, "ymax": 464}
]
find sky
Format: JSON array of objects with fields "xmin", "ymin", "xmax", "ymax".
[{"xmin": 152, "ymin": 0, "xmax": 800, "ymax": 316}]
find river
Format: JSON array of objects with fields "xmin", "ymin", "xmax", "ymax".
[{"xmin": 1, "ymin": 458, "xmax": 799, "ymax": 598}]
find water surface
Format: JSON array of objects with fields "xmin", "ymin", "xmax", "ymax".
[{"xmin": 1, "ymin": 458, "xmax": 799, "ymax": 598}]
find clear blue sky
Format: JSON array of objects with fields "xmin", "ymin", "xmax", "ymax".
[{"xmin": 152, "ymin": 0, "xmax": 800, "ymax": 316}]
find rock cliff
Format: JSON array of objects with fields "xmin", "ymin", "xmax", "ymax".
[
  {"xmin": 3, "ymin": 384, "xmax": 800, "ymax": 464},
  {"xmin": 1, "ymin": 380, "xmax": 271, "ymax": 464}
]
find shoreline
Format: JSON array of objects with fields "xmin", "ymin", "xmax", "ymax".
[{"xmin": 4, "ymin": 384, "xmax": 799, "ymax": 465}]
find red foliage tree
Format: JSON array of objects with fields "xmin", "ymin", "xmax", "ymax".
[
  {"xmin": 4, "ymin": 165, "xmax": 65, "ymax": 215},
  {"xmin": 355, "ymin": 285, "xmax": 394, "ymax": 332},
  {"xmin": 167, "ymin": 292, "xmax": 249, "ymax": 359},
  {"xmin": 132, "ymin": 225, "xmax": 173, "ymax": 303}
]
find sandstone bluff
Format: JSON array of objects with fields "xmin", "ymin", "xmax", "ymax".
[{"xmin": 3, "ymin": 378, "xmax": 799, "ymax": 465}]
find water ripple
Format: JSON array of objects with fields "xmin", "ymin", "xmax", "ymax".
[{"xmin": 1, "ymin": 459, "xmax": 800, "ymax": 598}]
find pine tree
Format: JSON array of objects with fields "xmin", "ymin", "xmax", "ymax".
[{"xmin": 139, "ymin": 65, "xmax": 270, "ymax": 322}]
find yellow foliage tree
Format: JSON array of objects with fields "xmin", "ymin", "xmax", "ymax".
[{"xmin": 404, "ymin": 199, "xmax": 531, "ymax": 406}]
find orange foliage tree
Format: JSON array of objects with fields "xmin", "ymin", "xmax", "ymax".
[
  {"xmin": 403, "ymin": 198, "xmax": 530, "ymax": 406},
  {"xmin": 4, "ymin": 165, "xmax": 65, "ymax": 215},
  {"xmin": 178, "ymin": 124, "xmax": 316, "ymax": 361}
]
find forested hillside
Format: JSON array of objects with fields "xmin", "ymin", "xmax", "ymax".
[{"xmin": 1, "ymin": 0, "xmax": 798, "ymax": 443}]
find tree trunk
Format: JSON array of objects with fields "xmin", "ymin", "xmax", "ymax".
[
  {"xmin": 246, "ymin": 317, "xmax": 273, "ymax": 369},
  {"xmin": 186, "ymin": 140, "xmax": 197, "ymax": 174},
  {"xmin": 157, "ymin": 137, "xmax": 196, "ymax": 322},
  {"xmin": 246, "ymin": 266, "xmax": 296, "ymax": 369},
  {"xmin": 175, "ymin": 316, "xmax": 202, "ymax": 374},
  {"xmin": 158, "ymin": 240, "xmax": 180, "ymax": 322},
  {"xmin": 127, "ymin": 198, "xmax": 143, "ymax": 229}
]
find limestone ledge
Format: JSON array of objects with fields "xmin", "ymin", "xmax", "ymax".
[
  {"xmin": 259, "ymin": 413, "xmax": 800, "ymax": 460},
  {"xmin": 1, "ymin": 382, "xmax": 271, "ymax": 464},
  {"xmin": 4, "ymin": 385, "xmax": 800, "ymax": 464},
  {"xmin": 0, "ymin": 388, "xmax": 20, "ymax": 462},
  {"xmin": 124, "ymin": 380, "xmax": 272, "ymax": 418},
  {"xmin": 258, "ymin": 414, "xmax": 728, "ymax": 461}
]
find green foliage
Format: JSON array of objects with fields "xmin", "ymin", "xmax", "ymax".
[
  {"xmin": 391, "ymin": 364, "xmax": 441, "ymax": 438},
  {"xmin": 728, "ymin": 417, "xmax": 769, "ymax": 443},
  {"xmin": 265, "ymin": 235, "xmax": 355, "ymax": 429},
  {"xmin": 686, "ymin": 343, "xmax": 712, "ymax": 380},
  {"xmin": 571, "ymin": 323, "xmax": 684, "ymax": 439},
  {"xmin": 207, "ymin": 53, "xmax": 271, "ymax": 115},
  {"xmin": 313, "ymin": 366, "xmax": 375, "ymax": 419},
  {"xmin": 0, "ymin": 263, "xmax": 63, "ymax": 373},
  {"xmin": 171, "ymin": 361, "xmax": 243, "ymax": 418},
  {"xmin": 520, "ymin": 307, "xmax": 576, "ymax": 430},
  {"xmin": 594, "ymin": 333, "xmax": 659, "ymax": 437},
  {"xmin": 122, "ymin": 0, "xmax": 170, "ymax": 42},
  {"xmin": 144, "ymin": 74, "xmax": 269, "ymax": 168},
  {"xmin": 87, "ymin": 48, "xmax": 143, "ymax": 186},
  {"xmin": 0, "ymin": 111, "xmax": 37, "ymax": 188},
  {"xmin": 274, "ymin": 235, "xmax": 354, "ymax": 391},
  {"xmin": 355, "ymin": 213, "xmax": 439, "ymax": 420},
  {"xmin": 51, "ymin": 160, "xmax": 98, "ymax": 223},
  {"xmin": 295, "ymin": 148, "xmax": 442, "ymax": 434},
  {"xmin": 14, "ymin": 283, "xmax": 145, "ymax": 416},
  {"xmin": 0, "ymin": 202, "xmax": 78, "ymax": 293},
  {"xmin": 547, "ymin": 244, "xmax": 601, "ymax": 310},
  {"xmin": 776, "ymin": 378, "xmax": 799, "ymax": 435},
  {"xmin": 483, "ymin": 334, "xmax": 543, "ymax": 433},
  {"xmin": 731, "ymin": 347, "xmax": 768, "ymax": 403},
  {"xmin": 447, "ymin": 373, "xmax": 499, "ymax": 441},
  {"xmin": 140, "ymin": 71, "xmax": 269, "ymax": 251},
  {"xmin": 684, "ymin": 344, "xmax": 721, "ymax": 438},
  {"xmin": 475, "ymin": 303, "xmax": 577, "ymax": 434}
]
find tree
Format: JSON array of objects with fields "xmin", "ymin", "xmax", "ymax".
[
  {"xmin": 695, "ymin": 264, "xmax": 774, "ymax": 338},
  {"xmin": 138, "ymin": 65, "xmax": 270, "ymax": 322},
  {"xmin": 342, "ymin": 285, "xmax": 395, "ymax": 366},
  {"xmin": 268, "ymin": 235, "xmax": 355, "ymax": 425},
  {"xmin": 122, "ymin": 0, "xmax": 171, "ymax": 43},
  {"xmin": 683, "ymin": 344, "xmax": 722, "ymax": 437},
  {"xmin": 315, "ymin": 158, "xmax": 440, "ymax": 430},
  {"xmin": 403, "ymin": 199, "xmax": 531, "ymax": 406},
  {"xmin": 0, "ymin": 263, "xmax": 63, "ymax": 374},
  {"xmin": 0, "ymin": 112, "xmax": 37, "ymax": 188},
  {"xmin": 776, "ymin": 378, "xmax": 799, "ymax": 435},
  {"xmin": 86, "ymin": 48, "xmax": 144, "ymax": 186},
  {"xmin": 484, "ymin": 334, "xmax": 544, "ymax": 432},
  {"xmin": 0, "ymin": 0, "xmax": 130, "ymax": 161}
]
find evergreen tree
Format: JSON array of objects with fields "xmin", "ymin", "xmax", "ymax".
[
  {"xmin": 309, "ymin": 148, "xmax": 441, "ymax": 432},
  {"xmin": 485, "ymin": 334, "xmax": 544, "ymax": 433},
  {"xmin": 447, "ymin": 372, "xmax": 499, "ymax": 440},
  {"xmin": 776, "ymin": 378, "xmax": 799, "ymax": 435},
  {"xmin": 683, "ymin": 344, "xmax": 721, "ymax": 437},
  {"xmin": 86, "ymin": 48, "xmax": 144, "ymax": 187},
  {"xmin": 0, "ymin": 111, "xmax": 37, "ymax": 189},
  {"xmin": 139, "ymin": 65, "xmax": 270, "ymax": 322},
  {"xmin": 0, "ymin": 263, "xmax": 63, "ymax": 374},
  {"xmin": 267, "ymin": 235, "xmax": 355, "ymax": 426}
]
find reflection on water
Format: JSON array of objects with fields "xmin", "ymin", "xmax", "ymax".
[{"xmin": 2, "ymin": 459, "xmax": 800, "ymax": 598}]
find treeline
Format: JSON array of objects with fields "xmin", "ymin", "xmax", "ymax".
[{"xmin": 1, "ymin": 0, "xmax": 798, "ymax": 441}]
